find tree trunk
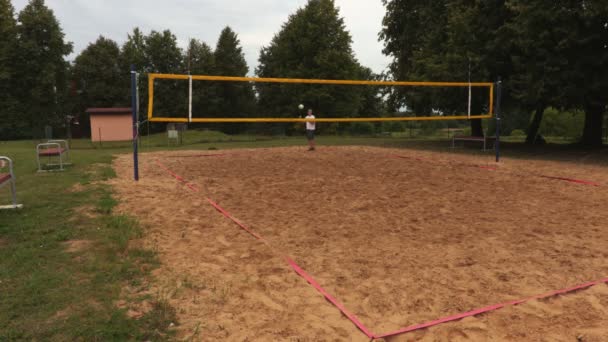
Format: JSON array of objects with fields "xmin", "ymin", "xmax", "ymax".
[
  {"xmin": 580, "ymin": 103, "xmax": 605, "ymax": 147},
  {"xmin": 470, "ymin": 119, "xmax": 483, "ymax": 136},
  {"xmin": 526, "ymin": 104, "xmax": 546, "ymax": 144}
]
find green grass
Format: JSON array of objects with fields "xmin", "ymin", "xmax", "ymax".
[
  {"xmin": 0, "ymin": 140, "xmax": 164, "ymax": 341},
  {"xmin": 0, "ymin": 130, "xmax": 606, "ymax": 341}
]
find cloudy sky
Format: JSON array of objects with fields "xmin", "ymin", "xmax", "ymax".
[{"xmin": 12, "ymin": 0, "xmax": 392, "ymax": 75}]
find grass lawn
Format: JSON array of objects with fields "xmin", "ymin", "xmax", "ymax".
[
  {"xmin": 0, "ymin": 130, "xmax": 606, "ymax": 340},
  {"xmin": 0, "ymin": 140, "xmax": 169, "ymax": 341}
]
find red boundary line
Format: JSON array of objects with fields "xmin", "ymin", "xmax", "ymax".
[
  {"xmin": 155, "ymin": 159, "xmax": 375, "ymax": 338},
  {"xmin": 376, "ymin": 277, "xmax": 608, "ymax": 338},
  {"xmin": 155, "ymin": 157, "xmax": 607, "ymax": 340},
  {"xmin": 166, "ymin": 153, "xmax": 229, "ymax": 158}
]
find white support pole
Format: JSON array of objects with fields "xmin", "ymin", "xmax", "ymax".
[
  {"xmin": 135, "ymin": 72, "xmax": 140, "ymax": 121},
  {"xmin": 188, "ymin": 75, "xmax": 193, "ymax": 123},
  {"xmin": 468, "ymin": 83, "xmax": 472, "ymax": 118},
  {"xmin": 467, "ymin": 59, "xmax": 472, "ymax": 118}
]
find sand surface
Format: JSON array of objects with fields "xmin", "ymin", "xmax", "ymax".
[{"xmin": 110, "ymin": 146, "xmax": 608, "ymax": 341}]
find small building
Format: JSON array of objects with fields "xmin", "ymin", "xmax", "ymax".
[{"xmin": 86, "ymin": 107, "xmax": 132, "ymax": 142}]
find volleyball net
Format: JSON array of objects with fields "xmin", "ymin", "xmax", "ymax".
[{"xmin": 146, "ymin": 73, "xmax": 495, "ymax": 123}]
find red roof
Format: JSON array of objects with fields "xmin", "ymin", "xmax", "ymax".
[{"xmin": 86, "ymin": 107, "xmax": 132, "ymax": 114}]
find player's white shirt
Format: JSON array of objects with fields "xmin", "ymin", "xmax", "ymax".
[{"xmin": 306, "ymin": 114, "xmax": 316, "ymax": 130}]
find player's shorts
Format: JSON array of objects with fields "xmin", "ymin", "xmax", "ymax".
[{"xmin": 306, "ymin": 129, "xmax": 315, "ymax": 140}]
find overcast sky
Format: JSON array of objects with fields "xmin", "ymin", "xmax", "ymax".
[{"xmin": 12, "ymin": 0, "xmax": 392, "ymax": 75}]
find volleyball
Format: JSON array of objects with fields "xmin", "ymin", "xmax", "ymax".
[{"xmin": 298, "ymin": 104, "xmax": 304, "ymax": 110}]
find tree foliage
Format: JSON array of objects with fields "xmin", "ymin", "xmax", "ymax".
[
  {"xmin": 71, "ymin": 36, "xmax": 125, "ymax": 135},
  {"xmin": 2, "ymin": 0, "xmax": 604, "ymax": 144},
  {"xmin": 212, "ymin": 27, "xmax": 256, "ymax": 133},
  {"xmin": 14, "ymin": 0, "xmax": 72, "ymax": 138},
  {"xmin": 256, "ymin": 0, "xmax": 372, "ymax": 130},
  {"xmin": 143, "ymin": 30, "xmax": 184, "ymax": 119},
  {"xmin": 380, "ymin": 0, "xmax": 607, "ymax": 145},
  {"xmin": 185, "ymin": 38, "xmax": 218, "ymax": 128},
  {"xmin": 508, "ymin": 0, "xmax": 608, "ymax": 146},
  {"xmin": 0, "ymin": 0, "xmax": 19, "ymax": 138},
  {"xmin": 380, "ymin": 0, "xmax": 513, "ymax": 136},
  {"xmin": 120, "ymin": 28, "xmax": 147, "ymax": 75},
  {"xmin": 73, "ymin": 36, "xmax": 125, "ymax": 107}
]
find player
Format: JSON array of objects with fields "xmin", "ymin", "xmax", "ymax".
[{"xmin": 305, "ymin": 108, "xmax": 316, "ymax": 151}]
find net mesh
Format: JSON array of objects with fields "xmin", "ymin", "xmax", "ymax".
[{"xmin": 148, "ymin": 74, "xmax": 494, "ymax": 124}]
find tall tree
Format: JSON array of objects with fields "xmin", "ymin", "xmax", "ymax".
[
  {"xmin": 256, "ymin": 0, "xmax": 366, "ymax": 131},
  {"xmin": 380, "ymin": 0, "xmax": 513, "ymax": 137},
  {"xmin": 185, "ymin": 39, "xmax": 215, "ymax": 75},
  {"xmin": 506, "ymin": 2, "xmax": 576, "ymax": 144},
  {"xmin": 144, "ymin": 30, "xmax": 184, "ymax": 119},
  {"xmin": 556, "ymin": 0, "xmax": 607, "ymax": 146},
  {"xmin": 356, "ymin": 66, "xmax": 386, "ymax": 118},
  {"xmin": 184, "ymin": 39, "xmax": 219, "ymax": 124},
  {"xmin": 15, "ymin": 0, "xmax": 72, "ymax": 138},
  {"xmin": 119, "ymin": 28, "xmax": 148, "ymax": 128},
  {"xmin": 73, "ymin": 36, "xmax": 125, "ymax": 107},
  {"xmin": 72, "ymin": 36, "xmax": 125, "ymax": 136},
  {"xmin": 145, "ymin": 30, "xmax": 182, "ymax": 74},
  {"xmin": 120, "ymin": 27, "xmax": 147, "ymax": 74},
  {"xmin": 0, "ymin": 0, "xmax": 20, "ymax": 139},
  {"xmin": 212, "ymin": 27, "xmax": 256, "ymax": 133},
  {"xmin": 507, "ymin": 1, "xmax": 608, "ymax": 146}
]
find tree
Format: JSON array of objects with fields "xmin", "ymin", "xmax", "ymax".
[
  {"xmin": 119, "ymin": 28, "xmax": 148, "ymax": 130},
  {"xmin": 556, "ymin": 0, "xmax": 607, "ymax": 146},
  {"xmin": 14, "ymin": 0, "xmax": 72, "ymax": 138},
  {"xmin": 144, "ymin": 30, "xmax": 184, "ymax": 119},
  {"xmin": 145, "ymin": 30, "xmax": 183, "ymax": 74},
  {"xmin": 0, "ymin": 0, "xmax": 20, "ymax": 139},
  {"xmin": 185, "ymin": 39, "xmax": 215, "ymax": 75},
  {"xmin": 184, "ymin": 38, "xmax": 219, "ymax": 126},
  {"xmin": 212, "ymin": 27, "xmax": 256, "ymax": 133},
  {"xmin": 507, "ymin": 1, "xmax": 607, "ymax": 146},
  {"xmin": 73, "ymin": 36, "xmax": 125, "ymax": 106},
  {"xmin": 256, "ymin": 0, "xmax": 367, "ymax": 133},
  {"xmin": 380, "ymin": 0, "xmax": 514, "ymax": 137},
  {"xmin": 120, "ymin": 27, "xmax": 147, "ymax": 74},
  {"xmin": 356, "ymin": 66, "xmax": 386, "ymax": 118},
  {"xmin": 72, "ymin": 36, "xmax": 125, "ymax": 136},
  {"xmin": 505, "ymin": 2, "xmax": 575, "ymax": 144},
  {"xmin": 381, "ymin": 1, "xmax": 607, "ymax": 145}
]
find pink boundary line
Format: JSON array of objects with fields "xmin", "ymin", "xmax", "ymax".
[
  {"xmin": 388, "ymin": 154, "xmax": 600, "ymax": 186},
  {"xmin": 155, "ymin": 159, "xmax": 375, "ymax": 339},
  {"xmin": 284, "ymin": 257, "xmax": 375, "ymax": 337},
  {"xmin": 166, "ymin": 153, "xmax": 229, "ymax": 158},
  {"xmin": 376, "ymin": 277, "xmax": 608, "ymax": 338},
  {"xmin": 154, "ymin": 158, "xmax": 607, "ymax": 340}
]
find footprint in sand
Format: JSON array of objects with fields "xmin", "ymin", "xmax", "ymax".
[
  {"xmin": 248, "ymin": 292, "xmax": 284, "ymax": 311},
  {"xmin": 216, "ymin": 235, "xmax": 231, "ymax": 247}
]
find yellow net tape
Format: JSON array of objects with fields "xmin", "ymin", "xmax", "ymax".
[{"xmin": 147, "ymin": 73, "xmax": 494, "ymax": 123}]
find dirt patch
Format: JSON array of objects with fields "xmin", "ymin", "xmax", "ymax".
[
  {"xmin": 72, "ymin": 205, "xmax": 99, "ymax": 220},
  {"xmin": 62, "ymin": 240, "xmax": 93, "ymax": 253},
  {"xmin": 0, "ymin": 238, "xmax": 7, "ymax": 248},
  {"xmin": 116, "ymin": 298, "xmax": 152, "ymax": 319},
  {"xmin": 51, "ymin": 306, "xmax": 74, "ymax": 322},
  {"xmin": 110, "ymin": 146, "xmax": 608, "ymax": 341},
  {"xmin": 67, "ymin": 183, "xmax": 86, "ymax": 193},
  {"xmin": 50, "ymin": 300, "xmax": 102, "ymax": 324}
]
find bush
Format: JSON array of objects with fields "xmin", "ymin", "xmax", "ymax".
[
  {"xmin": 348, "ymin": 122, "xmax": 375, "ymax": 135},
  {"xmin": 381, "ymin": 121, "xmax": 405, "ymax": 132},
  {"xmin": 323, "ymin": 123, "xmax": 339, "ymax": 135},
  {"xmin": 540, "ymin": 107, "xmax": 584, "ymax": 140},
  {"xmin": 510, "ymin": 129, "xmax": 526, "ymax": 137}
]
